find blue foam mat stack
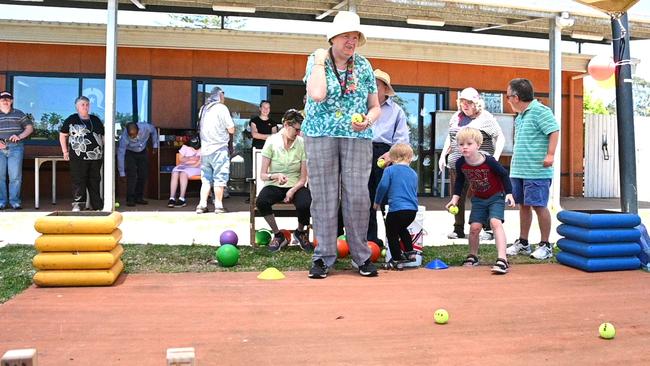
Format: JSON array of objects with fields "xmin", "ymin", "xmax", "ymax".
[{"xmin": 556, "ymin": 210, "xmax": 641, "ymax": 272}]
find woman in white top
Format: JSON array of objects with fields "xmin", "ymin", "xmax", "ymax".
[{"xmin": 438, "ymin": 87, "xmax": 505, "ymax": 240}]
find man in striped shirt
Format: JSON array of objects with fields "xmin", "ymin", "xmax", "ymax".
[
  {"xmin": 0, "ymin": 91, "xmax": 34, "ymax": 210},
  {"xmin": 504, "ymin": 79, "xmax": 559, "ymax": 260}
]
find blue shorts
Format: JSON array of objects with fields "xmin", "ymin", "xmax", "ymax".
[
  {"xmin": 201, "ymin": 149, "xmax": 230, "ymax": 187},
  {"xmin": 469, "ymin": 193, "xmax": 505, "ymax": 225},
  {"xmin": 511, "ymin": 178, "xmax": 551, "ymax": 207}
]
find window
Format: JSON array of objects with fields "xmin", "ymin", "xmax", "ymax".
[
  {"xmin": 11, "ymin": 74, "xmax": 150, "ymax": 142},
  {"xmin": 394, "ymin": 90, "xmax": 447, "ymax": 196},
  {"xmin": 195, "ymin": 82, "xmax": 267, "ymax": 154}
]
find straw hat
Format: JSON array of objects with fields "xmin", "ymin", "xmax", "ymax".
[
  {"xmin": 327, "ymin": 11, "xmax": 366, "ymax": 47},
  {"xmin": 374, "ymin": 69, "xmax": 396, "ymax": 96}
]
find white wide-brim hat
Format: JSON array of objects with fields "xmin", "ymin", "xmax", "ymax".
[
  {"xmin": 327, "ymin": 11, "xmax": 367, "ymax": 47},
  {"xmin": 374, "ymin": 69, "xmax": 396, "ymax": 96},
  {"xmin": 458, "ymin": 87, "xmax": 481, "ymax": 103}
]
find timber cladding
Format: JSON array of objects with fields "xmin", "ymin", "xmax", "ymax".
[{"xmin": 0, "ymin": 41, "xmax": 585, "ymax": 197}]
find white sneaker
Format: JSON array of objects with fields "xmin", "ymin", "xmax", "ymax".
[
  {"xmin": 506, "ymin": 239, "xmax": 531, "ymax": 256},
  {"xmin": 479, "ymin": 230, "xmax": 494, "ymax": 241},
  {"xmin": 530, "ymin": 243, "xmax": 554, "ymax": 260},
  {"xmin": 447, "ymin": 231, "xmax": 466, "ymax": 239}
]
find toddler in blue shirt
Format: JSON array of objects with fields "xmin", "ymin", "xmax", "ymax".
[{"xmin": 374, "ymin": 143, "xmax": 419, "ymax": 269}]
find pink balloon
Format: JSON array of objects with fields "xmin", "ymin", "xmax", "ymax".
[{"xmin": 588, "ymin": 56, "xmax": 615, "ymax": 81}]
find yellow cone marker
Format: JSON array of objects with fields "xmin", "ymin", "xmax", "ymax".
[{"xmin": 257, "ymin": 267, "xmax": 286, "ymax": 280}]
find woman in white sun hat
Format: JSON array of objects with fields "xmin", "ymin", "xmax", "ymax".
[
  {"xmin": 303, "ymin": 10, "xmax": 381, "ymax": 279},
  {"xmin": 439, "ymin": 87, "xmax": 505, "ymax": 241}
]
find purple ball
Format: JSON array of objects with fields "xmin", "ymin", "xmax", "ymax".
[{"xmin": 219, "ymin": 230, "xmax": 239, "ymax": 246}]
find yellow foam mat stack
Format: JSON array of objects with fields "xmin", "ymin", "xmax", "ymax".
[{"xmin": 32, "ymin": 212, "xmax": 124, "ymax": 287}]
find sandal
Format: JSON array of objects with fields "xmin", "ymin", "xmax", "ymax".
[
  {"xmin": 403, "ymin": 250, "xmax": 418, "ymax": 262},
  {"xmin": 383, "ymin": 260, "xmax": 404, "ymax": 271},
  {"xmin": 462, "ymin": 254, "xmax": 479, "ymax": 267},
  {"xmin": 491, "ymin": 258, "xmax": 509, "ymax": 274}
]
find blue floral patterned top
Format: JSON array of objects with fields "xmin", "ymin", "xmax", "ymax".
[{"xmin": 302, "ymin": 52, "xmax": 377, "ymax": 139}]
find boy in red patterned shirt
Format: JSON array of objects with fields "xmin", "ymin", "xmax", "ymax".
[{"xmin": 445, "ymin": 127, "xmax": 515, "ymax": 274}]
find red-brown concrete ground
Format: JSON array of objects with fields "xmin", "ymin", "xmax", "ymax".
[{"xmin": 1, "ymin": 265, "xmax": 650, "ymax": 365}]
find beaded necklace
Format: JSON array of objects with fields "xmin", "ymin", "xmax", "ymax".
[{"xmin": 329, "ymin": 48, "xmax": 356, "ymax": 96}]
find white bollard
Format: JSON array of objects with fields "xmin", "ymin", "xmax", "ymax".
[
  {"xmin": 1, "ymin": 348, "xmax": 38, "ymax": 366},
  {"xmin": 166, "ymin": 347, "xmax": 195, "ymax": 366}
]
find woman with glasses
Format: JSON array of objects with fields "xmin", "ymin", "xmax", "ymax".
[
  {"xmin": 438, "ymin": 87, "xmax": 505, "ymax": 242},
  {"xmin": 256, "ymin": 109, "xmax": 312, "ymax": 253},
  {"xmin": 303, "ymin": 11, "xmax": 381, "ymax": 279}
]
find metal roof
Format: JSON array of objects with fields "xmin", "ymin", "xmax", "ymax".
[{"xmin": 7, "ymin": 0, "xmax": 650, "ymax": 42}]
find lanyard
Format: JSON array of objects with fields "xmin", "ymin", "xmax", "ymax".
[{"xmin": 329, "ymin": 48, "xmax": 352, "ymax": 97}]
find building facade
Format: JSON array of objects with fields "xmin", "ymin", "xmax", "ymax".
[{"xmin": 0, "ymin": 21, "xmax": 588, "ymax": 201}]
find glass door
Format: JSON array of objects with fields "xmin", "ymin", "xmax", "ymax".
[{"xmin": 394, "ymin": 90, "xmax": 447, "ymax": 196}]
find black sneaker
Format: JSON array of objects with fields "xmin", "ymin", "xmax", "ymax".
[
  {"xmin": 293, "ymin": 229, "xmax": 313, "ymax": 252},
  {"xmin": 176, "ymin": 198, "xmax": 187, "ymax": 207},
  {"xmin": 135, "ymin": 199, "xmax": 148, "ymax": 205},
  {"xmin": 358, "ymin": 258, "xmax": 378, "ymax": 277},
  {"xmin": 126, "ymin": 201, "xmax": 136, "ymax": 207},
  {"xmin": 308, "ymin": 259, "xmax": 329, "ymax": 279},
  {"xmin": 167, "ymin": 198, "xmax": 176, "ymax": 208}
]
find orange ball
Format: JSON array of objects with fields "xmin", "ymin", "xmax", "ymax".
[
  {"xmin": 368, "ymin": 241, "xmax": 381, "ymax": 262},
  {"xmin": 281, "ymin": 229, "xmax": 292, "ymax": 242},
  {"xmin": 337, "ymin": 238, "xmax": 349, "ymax": 258}
]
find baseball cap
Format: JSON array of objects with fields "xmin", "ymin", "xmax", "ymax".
[{"xmin": 0, "ymin": 91, "xmax": 13, "ymax": 100}]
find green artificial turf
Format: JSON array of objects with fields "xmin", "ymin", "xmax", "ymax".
[{"xmin": 0, "ymin": 243, "xmax": 555, "ymax": 304}]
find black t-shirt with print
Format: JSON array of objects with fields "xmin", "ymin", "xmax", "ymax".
[
  {"xmin": 60, "ymin": 114, "xmax": 105, "ymax": 161},
  {"xmin": 249, "ymin": 116, "xmax": 277, "ymax": 149}
]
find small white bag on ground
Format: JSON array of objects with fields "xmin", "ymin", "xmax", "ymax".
[{"xmin": 384, "ymin": 205, "xmax": 425, "ymax": 268}]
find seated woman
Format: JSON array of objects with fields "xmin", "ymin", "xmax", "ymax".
[
  {"xmin": 257, "ymin": 109, "xmax": 312, "ymax": 252},
  {"xmin": 168, "ymin": 135, "xmax": 201, "ymax": 208}
]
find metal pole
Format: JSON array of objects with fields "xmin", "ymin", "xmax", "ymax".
[
  {"xmin": 102, "ymin": 0, "xmax": 118, "ymax": 212},
  {"xmin": 611, "ymin": 13, "xmax": 638, "ymax": 213},
  {"xmin": 548, "ymin": 16, "xmax": 563, "ymax": 212},
  {"xmin": 348, "ymin": 0, "xmax": 356, "ymax": 13}
]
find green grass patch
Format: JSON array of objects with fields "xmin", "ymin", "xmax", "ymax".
[
  {"xmin": 1, "ymin": 243, "xmax": 556, "ymax": 304},
  {"xmin": 122, "ymin": 243, "xmax": 555, "ymax": 273},
  {"xmin": 0, "ymin": 245, "xmax": 37, "ymax": 304}
]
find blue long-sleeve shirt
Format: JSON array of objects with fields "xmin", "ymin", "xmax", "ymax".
[
  {"xmin": 372, "ymin": 98, "xmax": 409, "ymax": 145},
  {"xmin": 374, "ymin": 163, "xmax": 418, "ymax": 212},
  {"xmin": 117, "ymin": 122, "xmax": 158, "ymax": 176}
]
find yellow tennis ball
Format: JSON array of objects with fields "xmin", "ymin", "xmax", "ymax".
[
  {"xmin": 115, "ymin": 202, "xmax": 120, "ymax": 208},
  {"xmin": 599, "ymin": 322, "xmax": 616, "ymax": 339},
  {"xmin": 380, "ymin": 249, "xmax": 386, "ymax": 257},
  {"xmin": 448, "ymin": 205, "xmax": 459, "ymax": 215},
  {"xmin": 377, "ymin": 158, "xmax": 386, "ymax": 169},
  {"xmin": 434, "ymin": 309, "xmax": 449, "ymax": 324},
  {"xmin": 351, "ymin": 113, "xmax": 364, "ymax": 124}
]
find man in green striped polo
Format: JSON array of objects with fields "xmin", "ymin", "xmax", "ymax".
[{"xmin": 504, "ymin": 78, "xmax": 559, "ymax": 260}]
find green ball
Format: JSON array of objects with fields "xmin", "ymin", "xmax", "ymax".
[
  {"xmin": 115, "ymin": 202, "xmax": 120, "ymax": 208},
  {"xmin": 448, "ymin": 205, "xmax": 459, "ymax": 215},
  {"xmin": 434, "ymin": 309, "xmax": 449, "ymax": 324},
  {"xmin": 599, "ymin": 322, "xmax": 616, "ymax": 339},
  {"xmin": 255, "ymin": 230, "xmax": 272, "ymax": 246},
  {"xmin": 216, "ymin": 244, "xmax": 240, "ymax": 267},
  {"xmin": 381, "ymin": 249, "xmax": 387, "ymax": 257}
]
